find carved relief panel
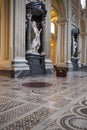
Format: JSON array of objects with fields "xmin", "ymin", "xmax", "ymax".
[{"xmin": 71, "ymin": 0, "xmax": 78, "ymax": 25}]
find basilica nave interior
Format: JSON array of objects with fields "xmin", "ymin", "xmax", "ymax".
[{"xmin": 0, "ymin": 0, "xmax": 87, "ymax": 130}]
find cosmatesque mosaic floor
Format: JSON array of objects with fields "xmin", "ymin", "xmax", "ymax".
[{"xmin": 0, "ymin": 71, "xmax": 87, "ymax": 130}]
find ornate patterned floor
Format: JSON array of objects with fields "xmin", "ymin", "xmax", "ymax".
[{"xmin": 0, "ymin": 71, "xmax": 87, "ymax": 130}]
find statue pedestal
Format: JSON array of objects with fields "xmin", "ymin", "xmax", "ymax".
[
  {"xmin": 26, "ymin": 53, "xmax": 45, "ymax": 75},
  {"xmin": 71, "ymin": 57, "xmax": 79, "ymax": 70}
]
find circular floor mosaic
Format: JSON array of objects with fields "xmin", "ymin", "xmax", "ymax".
[
  {"xmin": 69, "ymin": 117, "xmax": 87, "ymax": 129},
  {"xmin": 60, "ymin": 115, "xmax": 87, "ymax": 130},
  {"xmin": 22, "ymin": 82, "xmax": 52, "ymax": 87},
  {"xmin": 82, "ymin": 100, "xmax": 87, "ymax": 106},
  {"xmin": 72, "ymin": 106, "xmax": 87, "ymax": 118},
  {"xmin": 81, "ymin": 108, "xmax": 87, "ymax": 115},
  {"xmin": 32, "ymin": 88, "xmax": 57, "ymax": 96}
]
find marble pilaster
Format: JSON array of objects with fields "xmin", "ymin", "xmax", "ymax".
[
  {"xmin": 45, "ymin": 0, "xmax": 51, "ymax": 59},
  {"xmin": 26, "ymin": 12, "xmax": 32, "ymax": 52},
  {"xmin": 86, "ymin": 34, "xmax": 87, "ymax": 63},
  {"xmin": 81, "ymin": 33, "xmax": 86, "ymax": 64},
  {"xmin": 66, "ymin": 0, "xmax": 73, "ymax": 70},
  {"xmin": 44, "ymin": 0, "xmax": 54, "ymax": 73},
  {"xmin": 56, "ymin": 18, "xmax": 67, "ymax": 67},
  {"xmin": 86, "ymin": 19, "xmax": 87, "ymax": 63},
  {"xmin": 11, "ymin": 0, "xmax": 29, "ymax": 77},
  {"xmin": 41, "ymin": 19, "xmax": 46, "ymax": 53},
  {"xmin": 45, "ymin": 0, "xmax": 54, "ymax": 74},
  {"xmin": 0, "ymin": 0, "xmax": 10, "ymax": 65}
]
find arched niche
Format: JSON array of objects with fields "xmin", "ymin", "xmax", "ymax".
[{"xmin": 51, "ymin": 0, "xmax": 67, "ymax": 66}]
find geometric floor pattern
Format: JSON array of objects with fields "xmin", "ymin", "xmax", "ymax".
[{"xmin": 0, "ymin": 71, "xmax": 87, "ymax": 130}]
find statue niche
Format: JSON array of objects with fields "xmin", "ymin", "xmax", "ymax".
[
  {"xmin": 71, "ymin": 28, "xmax": 80, "ymax": 70},
  {"xmin": 26, "ymin": 1, "xmax": 47, "ymax": 54},
  {"xmin": 26, "ymin": 1, "xmax": 47, "ymax": 75},
  {"xmin": 71, "ymin": 28, "xmax": 79, "ymax": 57}
]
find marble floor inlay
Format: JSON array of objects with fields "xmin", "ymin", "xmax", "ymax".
[
  {"xmin": 22, "ymin": 82, "xmax": 53, "ymax": 88},
  {"xmin": 0, "ymin": 71, "xmax": 87, "ymax": 130}
]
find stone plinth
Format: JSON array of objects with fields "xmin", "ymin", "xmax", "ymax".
[
  {"xmin": 26, "ymin": 53, "xmax": 45, "ymax": 75},
  {"xmin": 71, "ymin": 57, "xmax": 79, "ymax": 70}
]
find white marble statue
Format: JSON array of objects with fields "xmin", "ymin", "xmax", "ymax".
[
  {"xmin": 31, "ymin": 21, "xmax": 42, "ymax": 53},
  {"xmin": 73, "ymin": 38, "xmax": 77, "ymax": 57}
]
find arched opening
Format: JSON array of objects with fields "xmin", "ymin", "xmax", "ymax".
[
  {"xmin": 50, "ymin": 0, "xmax": 66, "ymax": 66},
  {"xmin": 50, "ymin": 9, "xmax": 58, "ymax": 64}
]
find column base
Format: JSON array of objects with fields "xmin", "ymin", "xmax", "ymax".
[
  {"xmin": 26, "ymin": 53, "xmax": 46, "ymax": 76},
  {"xmin": 11, "ymin": 58, "xmax": 30, "ymax": 78},
  {"xmin": 67, "ymin": 60, "xmax": 73, "ymax": 71},
  {"xmin": 0, "ymin": 58, "xmax": 30, "ymax": 78},
  {"xmin": 78, "ymin": 60, "xmax": 81, "ymax": 68},
  {"xmin": 11, "ymin": 69, "xmax": 30, "ymax": 78},
  {"xmin": 71, "ymin": 57, "xmax": 79, "ymax": 71},
  {"xmin": 0, "ymin": 58, "xmax": 54, "ymax": 77},
  {"xmin": 45, "ymin": 59, "xmax": 54, "ymax": 74}
]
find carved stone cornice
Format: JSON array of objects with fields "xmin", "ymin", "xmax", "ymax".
[
  {"xmin": 57, "ymin": 17, "xmax": 68, "ymax": 23},
  {"xmin": 26, "ymin": 0, "xmax": 46, "ymax": 4},
  {"xmin": 26, "ymin": 1, "xmax": 47, "ymax": 17}
]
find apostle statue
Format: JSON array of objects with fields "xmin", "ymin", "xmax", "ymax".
[
  {"xmin": 72, "ymin": 37, "xmax": 78, "ymax": 57},
  {"xmin": 30, "ymin": 21, "xmax": 42, "ymax": 53}
]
